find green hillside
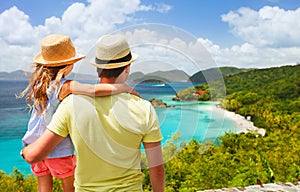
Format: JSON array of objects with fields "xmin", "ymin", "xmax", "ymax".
[
  {"xmin": 189, "ymin": 66, "xmax": 250, "ymax": 83},
  {"xmin": 219, "ymin": 64, "xmax": 300, "ymax": 132},
  {"xmin": 223, "ymin": 65, "xmax": 300, "ymax": 99}
]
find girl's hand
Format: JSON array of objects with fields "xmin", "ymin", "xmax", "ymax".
[
  {"xmin": 128, "ymin": 88, "xmax": 141, "ymax": 98},
  {"xmin": 58, "ymin": 80, "xmax": 72, "ymax": 101}
]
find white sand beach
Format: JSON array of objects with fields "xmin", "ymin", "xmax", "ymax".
[{"xmin": 205, "ymin": 103, "xmax": 266, "ymax": 136}]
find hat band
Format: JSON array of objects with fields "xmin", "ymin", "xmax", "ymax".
[{"xmin": 95, "ymin": 52, "xmax": 132, "ymax": 64}]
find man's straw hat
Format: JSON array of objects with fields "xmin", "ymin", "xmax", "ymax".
[
  {"xmin": 34, "ymin": 34, "xmax": 85, "ymax": 67},
  {"xmin": 91, "ymin": 34, "xmax": 138, "ymax": 69}
]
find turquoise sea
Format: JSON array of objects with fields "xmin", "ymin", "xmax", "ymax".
[{"xmin": 0, "ymin": 80, "xmax": 239, "ymax": 175}]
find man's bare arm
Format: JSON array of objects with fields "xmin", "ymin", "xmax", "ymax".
[
  {"xmin": 22, "ymin": 129, "xmax": 64, "ymax": 164},
  {"xmin": 144, "ymin": 141, "xmax": 165, "ymax": 192}
]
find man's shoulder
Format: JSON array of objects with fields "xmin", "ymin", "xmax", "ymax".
[
  {"xmin": 60, "ymin": 94, "xmax": 93, "ymax": 105},
  {"xmin": 116, "ymin": 94, "xmax": 156, "ymax": 115},
  {"xmin": 119, "ymin": 93, "xmax": 152, "ymax": 105},
  {"xmin": 65, "ymin": 94, "xmax": 91, "ymax": 99}
]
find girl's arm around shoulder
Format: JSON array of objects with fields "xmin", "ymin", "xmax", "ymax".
[{"xmin": 58, "ymin": 80, "xmax": 140, "ymax": 101}]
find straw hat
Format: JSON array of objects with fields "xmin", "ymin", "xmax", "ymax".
[
  {"xmin": 91, "ymin": 34, "xmax": 138, "ymax": 69},
  {"xmin": 34, "ymin": 34, "xmax": 85, "ymax": 67}
]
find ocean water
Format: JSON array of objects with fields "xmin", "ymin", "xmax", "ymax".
[
  {"xmin": 0, "ymin": 80, "xmax": 239, "ymax": 175},
  {"xmin": 0, "ymin": 80, "xmax": 32, "ymax": 175}
]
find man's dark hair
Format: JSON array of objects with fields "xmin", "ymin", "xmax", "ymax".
[{"xmin": 97, "ymin": 66, "xmax": 126, "ymax": 78}]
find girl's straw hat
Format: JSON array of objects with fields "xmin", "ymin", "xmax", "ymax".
[
  {"xmin": 34, "ymin": 34, "xmax": 85, "ymax": 67},
  {"xmin": 91, "ymin": 34, "xmax": 138, "ymax": 69}
]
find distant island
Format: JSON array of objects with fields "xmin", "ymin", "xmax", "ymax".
[
  {"xmin": 127, "ymin": 70, "xmax": 190, "ymax": 83},
  {"xmin": 0, "ymin": 66, "xmax": 250, "ymax": 84},
  {"xmin": 0, "ymin": 70, "xmax": 97, "ymax": 81},
  {"xmin": 0, "ymin": 70, "xmax": 30, "ymax": 80},
  {"xmin": 128, "ymin": 67, "xmax": 249, "ymax": 84}
]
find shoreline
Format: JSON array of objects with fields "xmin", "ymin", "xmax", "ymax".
[
  {"xmin": 205, "ymin": 102, "xmax": 266, "ymax": 136},
  {"xmin": 163, "ymin": 98, "xmax": 266, "ymax": 136},
  {"xmin": 214, "ymin": 105, "xmax": 266, "ymax": 136}
]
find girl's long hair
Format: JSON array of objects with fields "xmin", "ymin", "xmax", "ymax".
[{"xmin": 18, "ymin": 64, "xmax": 71, "ymax": 114}]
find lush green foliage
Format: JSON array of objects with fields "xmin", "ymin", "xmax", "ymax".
[
  {"xmin": 175, "ymin": 87, "xmax": 198, "ymax": 101},
  {"xmin": 0, "ymin": 168, "xmax": 63, "ymax": 191},
  {"xmin": 141, "ymin": 130, "xmax": 300, "ymax": 191},
  {"xmin": 220, "ymin": 64, "xmax": 300, "ymax": 132},
  {"xmin": 176, "ymin": 84, "xmax": 211, "ymax": 101}
]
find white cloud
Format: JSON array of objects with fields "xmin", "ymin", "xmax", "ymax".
[
  {"xmin": 0, "ymin": 0, "xmax": 172, "ymax": 72},
  {"xmin": 0, "ymin": 6, "xmax": 39, "ymax": 45},
  {"xmin": 137, "ymin": 3, "xmax": 172, "ymax": 13},
  {"xmin": 0, "ymin": 7, "xmax": 40, "ymax": 71},
  {"xmin": 201, "ymin": 38, "xmax": 300, "ymax": 69},
  {"xmin": 155, "ymin": 3, "xmax": 172, "ymax": 13},
  {"xmin": 214, "ymin": 6, "xmax": 300, "ymax": 68},
  {"xmin": 221, "ymin": 6, "xmax": 300, "ymax": 47}
]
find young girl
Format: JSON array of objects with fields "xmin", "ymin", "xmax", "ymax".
[{"xmin": 19, "ymin": 34, "xmax": 138, "ymax": 192}]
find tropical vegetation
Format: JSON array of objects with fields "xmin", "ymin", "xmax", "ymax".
[{"xmin": 143, "ymin": 64, "xmax": 300, "ymax": 191}]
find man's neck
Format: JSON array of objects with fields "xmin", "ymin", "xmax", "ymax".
[{"xmin": 100, "ymin": 77, "xmax": 119, "ymax": 84}]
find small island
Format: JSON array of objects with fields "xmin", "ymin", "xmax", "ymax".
[
  {"xmin": 149, "ymin": 98, "xmax": 172, "ymax": 108},
  {"xmin": 172, "ymin": 84, "xmax": 210, "ymax": 102}
]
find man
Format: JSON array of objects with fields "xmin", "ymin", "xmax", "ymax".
[{"xmin": 21, "ymin": 34, "xmax": 165, "ymax": 191}]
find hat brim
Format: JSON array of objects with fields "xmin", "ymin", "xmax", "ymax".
[
  {"xmin": 91, "ymin": 53, "xmax": 138, "ymax": 69},
  {"xmin": 34, "ymin": 53, "xmax": 85, "ymax": 67}
]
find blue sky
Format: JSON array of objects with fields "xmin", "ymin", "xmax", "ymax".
[{"xmin": 1, "ymin": 0, "xmax": 300, "ymax": 75}]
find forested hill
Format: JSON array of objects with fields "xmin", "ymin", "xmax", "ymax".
[
  {"xmin": 223, "ymin": 64, "xmax": 300, "ymax": 99},
  {"xmin": 189, "ymin": 66, "xmax": 250, "ymax": 83},
  {"xmin": 216, "ymin": 64, "xmax": 300, "ymax": 133}
]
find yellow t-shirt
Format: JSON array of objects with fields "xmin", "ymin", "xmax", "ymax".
[{"xmin": 48, "ymin": 93, "xmax": 163, "ymax": 191}]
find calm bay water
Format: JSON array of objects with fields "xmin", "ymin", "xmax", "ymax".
[{"xmin": 0, "ymin": 80, "xmax": 239, "ymax": 175}]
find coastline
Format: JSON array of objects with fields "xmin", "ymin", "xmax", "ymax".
[{"xmin": 205, "ymin": 102, "xmax": 265, "ymax": 136}]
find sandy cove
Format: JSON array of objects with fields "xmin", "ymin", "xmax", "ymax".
[{"xmin": 205, "ymin": 103, "xmax": 266, "ymax": 136}]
